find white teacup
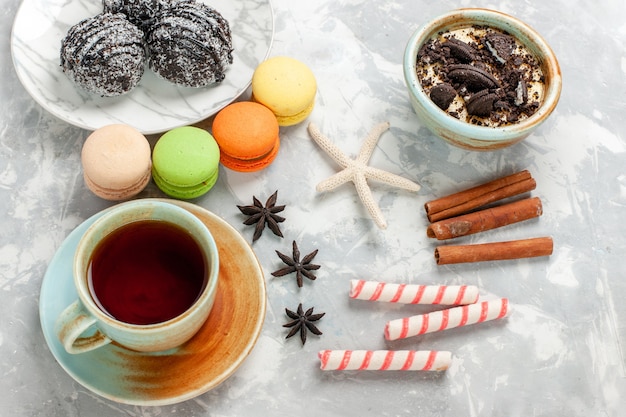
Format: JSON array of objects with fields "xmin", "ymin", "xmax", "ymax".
[{"xmin": 55, "ymin": 200, "xmax": 219, "ymax": 354}]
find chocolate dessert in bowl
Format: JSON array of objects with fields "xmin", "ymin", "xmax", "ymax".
[{"xmin": 403, "ymin": 8, "xmax": 561, "ymax": 150}]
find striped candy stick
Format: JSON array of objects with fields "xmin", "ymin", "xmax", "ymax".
[
  {"xmin": 384, "ymin": 298, "xmax": 510, "ymax": 341},
  {"xmin": 349, "ymin": 279, "xmax": 479, "ymax": 305},
  {"xmin": 318, "ymin": 350, "xmax": 452, "ymax": 371}
]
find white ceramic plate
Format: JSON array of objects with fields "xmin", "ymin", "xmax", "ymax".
[{"xmin": 10, "ymin": 0, "xmax": 274, "ymax": 134}]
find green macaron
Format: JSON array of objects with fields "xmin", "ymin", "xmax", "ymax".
[{"xmin": 152, "ymin": 126, "xmax": 220, "ymax": 199}]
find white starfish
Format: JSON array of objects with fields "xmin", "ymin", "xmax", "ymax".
[{"xmin": 307, "ymin": 122, "xmax": 421, "ymax": 229}]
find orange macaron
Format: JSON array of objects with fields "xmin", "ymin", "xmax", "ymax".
[{"xmin": 212, "ymin": 101, "xmax": 280, "ymax": 172}]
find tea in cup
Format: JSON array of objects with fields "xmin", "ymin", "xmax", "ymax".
[{"xmin": 55, "ymin": 200, "xmax": 219, "ymax": 354}]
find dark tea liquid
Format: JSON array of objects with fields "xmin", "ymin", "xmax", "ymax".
[{"xmin": 88, "ymin": 220, "xmax": 207, "ymax": 325}]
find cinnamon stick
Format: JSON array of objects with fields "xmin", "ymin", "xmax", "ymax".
[
  {"xmin": 427, "ymin": 197, "xmax": 543, "ymax": 240},
  {"xmin": 435, "ymin": 237, "xmax": 553, "ymax": 265},
  {"xmin": 425, "ymin": 170, "xmax": 536, "ymax": 223}
]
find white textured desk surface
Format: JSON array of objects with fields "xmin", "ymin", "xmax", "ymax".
[{"xmin": 1, "ymin": 0, "xmax": 625, "ymax": 415}]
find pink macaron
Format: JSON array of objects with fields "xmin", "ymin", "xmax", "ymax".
[{"xmin": 81, "ymin": 124, "xmax": 152, "ymax": 200}]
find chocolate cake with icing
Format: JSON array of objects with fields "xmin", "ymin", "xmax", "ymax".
[
  {"xmin": 146, "ymin": 1, "xmax": 233, "ymax": 87},
  {"xmin": 102, "ymin": 0, "xmax": 169, "ymax": 32},
  {"xmin": 60, "ymin": 13, "xmax": 146, "ymax": 97}
]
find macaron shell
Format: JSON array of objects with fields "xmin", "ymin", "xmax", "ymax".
[
  {"xmin": 251, "ymin": 56, "xmax": 316, "ymax": 126},
  {"xmin": 253, "ymin": 93, "xmax": 315, "ymax": 126},
  {"xmin": 84, "ymin": 168, "xmax": 151, "ymax": 201},
  {"xmin": 152, "ymin": 126, "xmax": 220, "ymax": 199},
  {"xmin": 219, "ymin": 135, "xmax": 280, "ymax": 172},
  {"xmin": 152, "ymin": 164, "xmax": 218, "ymax": 199},
  {"xmin": 81, "ymin": 124, "xmax": 152, "ymax": 200}
]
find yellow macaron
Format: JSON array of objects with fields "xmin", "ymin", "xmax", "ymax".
[{"xmin": 251, "ymin": 56, "xmax": 317, "ymax": 126}]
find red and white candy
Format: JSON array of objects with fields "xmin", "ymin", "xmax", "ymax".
[
  {"xmin": 349, "ymin": 279, "xmax": 479, "ymax": 305},
  {"xmin": 384, "ymin": 298, "xmax": 510, "ymax": 341},
  {"xmin": 318, "ymin": 350, "xmax": 451, "ymax": 371}
]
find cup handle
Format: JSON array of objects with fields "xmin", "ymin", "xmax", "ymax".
[{"xmin": 55, "ymin": 300, "xmax": 112, "ymax": 354}]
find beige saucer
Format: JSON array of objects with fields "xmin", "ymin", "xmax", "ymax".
[{"xmin": 40, "ymin": 199, "xmax": 267, "ymax": 405}]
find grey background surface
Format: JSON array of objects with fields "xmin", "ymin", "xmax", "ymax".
[{"xmin": 1, "ymin": 0, "xmax": 625, "ymax": 415}]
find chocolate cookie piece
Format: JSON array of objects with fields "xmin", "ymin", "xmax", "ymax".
[
  {"xmin": 146, "ymin": 1, "xmax": 233, "ymax": 87},
  {"xmin": 430, "ymin": 83, "xmax": 457, "ymax": 110},
  {"xmin": 484, "ymin": 33, "xmax": 516, "ymax": 64},
  {"xmin": 103, "ymin": 0, "xmax": 169, "ymax": 32},
  {"xmin": 466, "ymin": 89, "xmax": 498, "ymax": 117},
  {"xmin": 445, "ymin": 38, "xmax": 475, "ymax": 63},
  {"xmin": 60, "ymin": 12, "xmax": 146, "ymax": 97},
  {"xmin": 447, "ymin": 64, "xmax": 500, "ymax": 91}
]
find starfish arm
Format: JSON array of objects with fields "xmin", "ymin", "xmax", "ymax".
[
  {"xmin": 353, "ymin": 172, "xmax": 388, "ymax": 229},
  {"xmin": 356, "ymin": 121, "xmax": 390, "ymax": 164},
  {"xmin": 308, "ymin": 122, "xmax": 352, "ymax": 168},
  {"xmin": 316, "ymin": 168, "xmax": 355, "ymax": 192},
  {"xmin": 363, "ymin": 167, "xmax": 422, "ymax": 192}
]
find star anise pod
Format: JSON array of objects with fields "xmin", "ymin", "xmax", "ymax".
[
  {"xmin": 237, "ymin": 190, "xmax": 285, "ymax": 242},
  {"xmin": 271, "ymin": 240, "xmax": 320, "ymax": 287},
  {"xmin": 283, "ymin": 303, "xmax": 325, "ymax": 345}
]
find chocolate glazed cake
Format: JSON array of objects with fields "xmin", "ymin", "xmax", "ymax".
[
  {"xmin": 146, "ymin": 1, "xmax": 233, "ymax": 87},
  {"xmin": 60, "ymin": 13, "xmax": 146, "ymax": 97},
  {"xmin": 102, "ymin": 0, "xmax": 168, "ymax": 33}
]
